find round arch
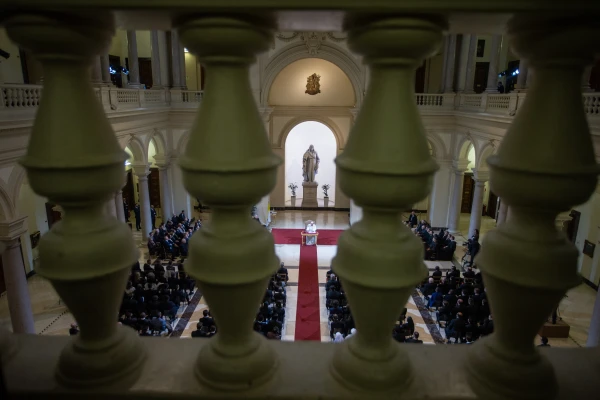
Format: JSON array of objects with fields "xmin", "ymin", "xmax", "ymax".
[
  {"xmin": 426, "ymin": 132, "xmax": 448, "ymax": 160},
  {"xmin": 477, "ymin": 142, "xmax": 497, "ymax": 170},
  {"xmin": 8, "ymin": 164, "xmax": 27, "ymax": 215},
  {"xmin": 284, "ymin": 120, "xmax": 338, "ymax": 204},
  {"xmin": 0, "ymin": 180, "xmax": 15, "ymax": 221},
  {"xmin": 262, "ymin": 42, "xmax": 365, "ymax": 108},
  {"xmin": 177, "ymin": 131, "xmax": 190, "ymax": 155},
  {"xmin": 126, "ymin": 136, "xmax": 147, "ymax": 163},
  {"xmin": 278, "ymin": 115, "xmax": 344, "ymax": 150},
  {"xmin": 456, "ymin": 135, "xmax": 476, "ymax": 163},
  {"xmin": 146, "ymin": 129, "xmax": 167, "ymax": 157}
]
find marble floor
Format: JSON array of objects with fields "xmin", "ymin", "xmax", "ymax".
[{"xmin": 0, "ymin": 210, "xmax": 597, "ymax": 349}]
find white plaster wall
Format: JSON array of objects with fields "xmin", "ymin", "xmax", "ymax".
[
  {"xmin": 269, "ymin": 58, "xmax": 355, "ymax": 107},
  {"xmin": 284, "ymin": 121, "xmax": 337, "ymax": 204},
  {"xmin": 0, "ymin": 28, "xmax": 24, "ymax": 84}
]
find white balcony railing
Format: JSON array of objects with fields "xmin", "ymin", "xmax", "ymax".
[
  {"xmin": 1, "ymin": 85, "xmax": 599, "ymax": 120},
  {"xmin": 0, "ymin": 84, "xmax": 43, "ymax": 110}
]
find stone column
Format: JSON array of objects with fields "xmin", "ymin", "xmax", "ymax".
[
  {"xmin": 126, "ymin": 30, "xmax": 141, "ymax": 89},
  {"xmin": 428, "ymin": 160, "xmax": 453, "ymax": 227},
  {"xmin": 485, "ymin": 35, "xmax": 502, "ymax": 93},
  {"xmin": 155, "ymin": 157, "xmax": 174, "ymax": 220},
  {"xmin": 463, "ymin": 34, "xmax": 478, "ymax": 93},
  {"xmin": 515, "ymin": 59, "xmax": 529, "ymax": 91},
  {"xmin": 468, "ymin": 170, "xmax": 489, "ymax": 238},
  {"xmin": 180, "ymin": 44, "xmax": 187, "ymax": 89},
  {"xmin": 136, "ymin": 172, "xmax": 152, "ymax": 240},
  {"xmin": 170, "ymin": 31, "xmax": 183, "ymax": 88},
  {"xmin": 442, "ymin": 34, "xmax": 457, "ymax": 93},
  {"xmin": 587, "ymin": 285, "xmax": 600, "ymax": 347},
  {"xmin": 0, "ymin": 217, "xmax": 35, "ymax": 334},
  {"xmin": 115, "ymin": 190, "xmax": 126, "ymax": 223},
  {"xmin": 496, "ymin": 200, "xmax": 508, "ymax": 225},
  {"xmin": 150, "ymin": 31, "xmax": 162, "ymax": 89},
  {"xmin": 448, "ymin": 161, "xmax": 469, "ymax": 233},
  {"xmin": 91, "ymin": 56, "xmax": 102, "ymax": 85},
  {"xmin": 100, "ymin": 54, "xmax": 111, "ymax": 85},
  {"xmin": 582, "ymin": 66, "xmax": 594, "ymax": 92}
]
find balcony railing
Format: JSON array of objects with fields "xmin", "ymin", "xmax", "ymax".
[
  {"xmin": 1, "ymin": 4, "xmax": 600, "ymax": 399},
  {"xmin": 2, "ymin": 84, "xmax": 598, "ymax": 119}
]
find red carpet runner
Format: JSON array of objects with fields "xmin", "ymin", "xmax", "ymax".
[{"xmin": 272, "ymin": 228, "xmax": 344, "ymax": 341}]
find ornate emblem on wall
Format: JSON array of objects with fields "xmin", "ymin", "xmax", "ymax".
[
  {"xmin": 300, "ymin": 32, "xmax": 327, "ymax": 55},
  {"xmin": 305, "ymin": 73, "xmax": 321, "ymax": 95},
  {"xmin": 272, "ymin": 32, "xmax": 347, "ymax": 53}
]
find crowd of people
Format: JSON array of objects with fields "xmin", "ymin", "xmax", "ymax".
[
  {"xmin": 118, "ymin": 259, "xmax": 195, "ymax": 336},
  {"xmin": 146, "ymin": 211, "xmax": 202, "ymax": 259},
  {"xmin": 405, "ymin": 213, "xmax": 457, "ymax": 262},
  {"xmin": 418, "ymin": 263, "xmax": 493, "ymax": 344},
  {"xmin": 326, "ymin": 271, "xmax": 356, "ymax": 342},
  {"xmin": 251, "ymin": 262, "xmax": 289, "ymax": 340}
]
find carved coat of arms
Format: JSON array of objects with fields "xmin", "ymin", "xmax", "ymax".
[{"xmin": 305, "ymin": 73, "xmax": 321, "ymax": 95}]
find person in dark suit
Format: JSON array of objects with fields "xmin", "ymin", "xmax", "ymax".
[
  {"xmin": 407, "ymin": 211, "xmax": 418, "ymax": 228},
  {"xmin": 538, "ymin": 336, "xmax": 551, "ymax": 347},
  {"xmin": 123, "ymin": 200, "xmax": 129, "ymax": 222},
  {"xmin": 445, "ymin": 312, "xmax": 466, "ymax": 342},
  {"xmin": 330, "ymin": 314, "xmax": 346, "ymax": 338},
  {"xmin": 405, "ymin": 331, "xmax": 423, "ymax": 344},
  {"xmin": 69, "ymin": 323, "xmax": 79, "ymax": 335},
  {"xmin": 432, "ymin": 266, "xmax": 442, "ymax": 278},
  {"xmin": 199, "ymin": 309, "xmax": 214, "ymax": 328},
  {"xmin": 150, "ymin": 205, "xmax": 157, "ymax": 229},
  {"xmin": 178, "ymin": 210, "xmax": 186, "ymax": 223},
  {"xmin": 134, "ymin": 203, "xmax": 141, "ymax": 230}
]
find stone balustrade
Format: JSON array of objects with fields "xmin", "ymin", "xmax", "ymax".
[
  {"xmin": 1, "ymin": 2, "xmax": 600, "ymax": 400},
  {"xmin": 2, "ymin": 85, "xmax": 598, "ymax": 119}
]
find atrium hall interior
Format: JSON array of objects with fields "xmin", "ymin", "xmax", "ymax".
[{"xmin": 1, "ymin": 5, "xmax": 600, "ymax": 399}]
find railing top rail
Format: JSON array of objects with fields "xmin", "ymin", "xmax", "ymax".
[
  {"xmin": 3, "ymin": 0, "xmax": 599, "ymax": 12},
  {"xmin": 5, "ymin": 334, "xmax": 597, "ymax": 399}
]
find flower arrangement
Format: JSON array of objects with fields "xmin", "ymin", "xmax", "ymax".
[
  {"xmin": 322, "ymin": 184, "xmax": 330, "ymax": 197},
  {"xmin": 288, "ymin": 183, "xmax": 298, "ymax": 196}
]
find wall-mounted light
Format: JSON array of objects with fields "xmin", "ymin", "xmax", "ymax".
[
  {"xmin": 125, "ymin": 160, "xmax": 131, "ymax": 166},
  {"xmin": 184, "ymin": 48, "xmax": 189, "ymax": 53}
]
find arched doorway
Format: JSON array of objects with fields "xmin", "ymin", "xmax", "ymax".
[{"xmin": 284, "ymin": 121, "xmax": 337, "ymax": 207}]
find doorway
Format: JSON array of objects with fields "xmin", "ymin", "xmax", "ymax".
[
  {"xmin": 487, "ymin": 191, "xmax": 498, "ymax": 219},
  {"xmin": 474, "ymin": 62, "xmax": 490, "ymax": 93},
  {"xmin": 415, "ymin": 60, "xmax": 426, "ymax": 93},
  {"xmin": 460, "ymin": 173, "xmax": 474, "ymax": 213},
  {"xmin": 566, "ymin": 209, "xmax": 581, "ymax": 244},
  {"xmin": 45, "ymin": 202, "xmax": 62, "ymax": 229}
]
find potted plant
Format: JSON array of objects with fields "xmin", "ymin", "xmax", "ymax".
[
  {"xmin": 288, "ymin": 183, "xmax": 298, "ymax": 207},
  {"xmin": 322, "ymin": 184, "xmax": 330, "ymax": 208}
]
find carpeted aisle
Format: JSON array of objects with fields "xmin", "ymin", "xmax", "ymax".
[
  {"xmin": 296, "ymin": 243, "xmax": 321, "ymax": 340},
  {"xmin": 272, "ymin": 228, "xmax": 344, "ymax": 341}
]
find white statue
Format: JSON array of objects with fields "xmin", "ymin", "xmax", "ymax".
[{"xmin": 302, "ymin": 144, "xmax": 320, "ymax": 183}]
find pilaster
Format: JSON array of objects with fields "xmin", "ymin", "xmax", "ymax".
[{"xmin": 127, "ymin": 30, "xmax": 141, "ymax": 88}]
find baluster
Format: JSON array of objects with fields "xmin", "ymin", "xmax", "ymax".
[
  {"xmin": 176, "ymin": 15, "xmax": 281, "ymax": 390},
  {"xmin": 331, "ymin": 15, "xmax": 444, "ymax": 391},
  {"xmin": 4, "ymin": 12, "xmax": 145, "ymax": 388},
  {"xmin": 466, "ymin": 15, "xmax": 600, "ymax": 400}
]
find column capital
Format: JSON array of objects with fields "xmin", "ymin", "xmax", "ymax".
[
  {"xmin": 0, "ymin": 215, "xmax": 28, "ymax": 242},
  {"xmin": 153, "ymin": 155, "xmax": 171, "ymax": 169},
  {"xmin": 472, "ymin": 169, "xmax": 490, "ymax": 182},
  {"xmin": 131, "ymin": 163, "xmax": 150, "ymax": 177},
  {"xmin": 452, "ymin": 159, "xmax": 470, "ymax": 172}
]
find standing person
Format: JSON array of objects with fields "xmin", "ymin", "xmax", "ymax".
[
  {"xmin": 123, "ymin": 199, "xmax": 129, "ymax": 222},
  {"xmin": 407, "ymin": 211, "xmax": 418, "ymax": 228},
  {"xmin": 497, "ymin": 81, "xmax": 505, "ymax": 93},
  {"xmin": 178, "ymin": 210, "xmax": 186, "ymax": 223},
  {"xmin": 150, "ymin": 205, "xmax": 157, "ymax": 229},
  {"xmin": 134, "ymin": 203, "xmax": 141, "ymax": 231}
]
